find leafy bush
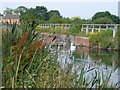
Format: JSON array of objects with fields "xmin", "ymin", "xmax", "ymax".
[
  {"xmin": 89, "ymin": 29, "xmax": 117, "ymax": 49},
  {"xmin": 69, "ymin": 25, "xmax": 81, "ymax": 34}
]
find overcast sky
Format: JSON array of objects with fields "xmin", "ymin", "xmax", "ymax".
[{"xmin": 0, "ymin": 0, "xmax": 120, "ymax": 19}]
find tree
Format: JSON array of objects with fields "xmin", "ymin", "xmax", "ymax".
[
  {"xmin": 61, "ymin": 17, "xmax": 72, "ymax": 24},
  {"xmin": 14, "ymin": 6, "xmax": 27, "ymax": 15},
  {"xmin": 4, "ymin": 8, "xmax": 13, "ymax": 15},
  {"xmin": 23, "ymin": 6, "xmax": 48, "ymax": 21},
  {"xmin": 86, "ymin": 19, "xmax": 93, "ymax": 24},
  {"xmin": 34, "ymin": 6, "xmax": 48, "ymax": 20},
  {"xmin": 21, "ymin": 14, "xmax": 38, "ymax": 30},
  {"xmin": 49, "ymin": 15, "xmax": 62, "ymax": 24},
  {"xmin": 111, "ymin": 15, "xmax": 120, "ymax": 24},
  {"xmin": 71, "ymin": 17, "xmax": 81, "ymax": 21},
  {"xmin": 93, "ymin": 17, "xmax": 114, "ymax": 24},
  {"xmin": 92, "ymin": 11, "xmax": 120, "ymax": 24},
  {"xmin": 92, "ymin": 11, "xmax": 111, "ymax": 20},
  {"xmin": 71, "ymin": 17, "xmax": 85, "ymax": 24},
  {"xmin": 48, "ymin": 10, "xmax": 61, "ymax": 19}
]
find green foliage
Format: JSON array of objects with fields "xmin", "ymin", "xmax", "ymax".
[
  {"xmin": 49, "ymin": 15, "xmax": 62, "ymax": 24},
  {"xmin": 3, "ymin": 8, "xmax": 13, "ymax": 15},
  {"xmin": 92, "ymin": 11, "xmax": 120, "ymax": 24},
  {"xmin": 93, "ymin": 17, "xmax": 114, "ymax": 24},
  {"xmin": 14, "ymin": 6, "xmax": 27, "ymax": 15},
  {"xmin": 71, "ymin": 17, "xmax": 81, "ymax": 20},
  {"xmin": 89, "ymin": 29, "xmax": 117, "ymax": 49},
  {"xmin": 48, "ymin": 10, "xmax": 61, "ymax": 19},
  {"xmin": 69, "ymin": 25, "xmax": 82, "ymax": 34},
  {"xmin": 22, "ymin": 6, "xmax": 48, "ymax": 21},
  {"xmin": 61, "ymin": 17, "xmax": 72, "ymax": 24},
  {"xmin": 34, "ymin": 6, "xmax": 48, "ymax": 20},
  {"xmin": 71, "ymin": 17, "xmax": 86, "ymax": 24},
  {"xmin": 86, "ymin": 19, "xmax": 93, "ymax": 24},
  {"xmin": 21, "ymin": 14, "xmax": 38, "ymax": 29},
  {"xmin": 92, "ymin": 11, "xmax": 111, "ymax": 20},
  {"xmin": 114, "ymin": 29, "xmax": 120, "ymax": 50}
]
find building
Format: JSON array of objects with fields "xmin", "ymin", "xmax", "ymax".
[
  {"xmin": 118, "ymin": 1, "xmax": 120, "ymax": 18},
  {"xmin": 1, "ymin": 14, "xmax": 20, "ymax": 24}
]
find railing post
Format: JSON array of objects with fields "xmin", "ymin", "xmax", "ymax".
[
  {"xmin": 81, "ymin": 25, "xmax": 83, "ymax": 31},
  {"xmin": 86, "ymin": 25, "xmax": 89, "ymax": 34},
  {"xmin": 92, "ymin": 25, "xmax": 94, "ymax": 33},
  {"xmin": 106, "ymin": 24, "xmax": 109, "ymax": 30},
  {"xmin": 113, "ymin": 25, "xmax": 117, "ymax": 38},
  {"xmin": 98, "ymin": 25, "xmax": 101, "ymax": 32}
]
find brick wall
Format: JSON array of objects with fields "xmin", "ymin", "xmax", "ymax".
[{"xmin": 75, "ymin": 37, "xmax": 89, "ymax": 47}]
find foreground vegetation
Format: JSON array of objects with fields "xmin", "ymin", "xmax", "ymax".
[{"xmin": 2, "ymin": 23, "xmax": 119, "ymax": 88}]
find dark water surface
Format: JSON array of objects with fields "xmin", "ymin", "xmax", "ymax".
[{"xmin": 50, "ymin": 44, "xmax": 120, "ymax": 86}]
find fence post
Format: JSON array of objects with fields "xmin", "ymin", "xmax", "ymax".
[
  {"xmin": 113, "ymin": 25, "xmax": 117, "ymax": 38},
  {"xmin": 92, "ymin": 25, "xmax": 94, "ymax": 33},
  {"xmin": 81, "ymin": 25, "xmax": 83, "ymax": 31},
  {"xmin": 99, "ymin": 25, "xmax": 101, "ymax": 32},
  {"xmin": 86, "ymin": 25, "xmax": 89, "ymax": 34}
]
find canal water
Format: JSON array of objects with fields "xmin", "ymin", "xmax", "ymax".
[{"xmin": 50, "ymin": 43, "xmax": 120, "ymax": 87}]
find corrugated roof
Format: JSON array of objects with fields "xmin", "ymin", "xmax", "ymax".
[{"xmin": 2, "ymin": 14, "xmax": 19, "ymax": 19}]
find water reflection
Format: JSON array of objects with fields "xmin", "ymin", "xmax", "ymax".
[{"xmin": 50, "ymin": 43, "xmax": 120, "ymax": 86}]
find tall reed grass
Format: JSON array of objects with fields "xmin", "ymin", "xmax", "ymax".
[{"xmin": 2, "ymin": 23, "xmax": 119, "ymax": 88}]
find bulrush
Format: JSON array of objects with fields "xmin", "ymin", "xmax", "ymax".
[{"xmin": 17, "ymin": 32, "xmax": 29, "ymax": 49}]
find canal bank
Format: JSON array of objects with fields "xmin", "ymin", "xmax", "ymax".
[{"xmin": 40, "ymin": 32, "xmax": 120, "ymax": 51}]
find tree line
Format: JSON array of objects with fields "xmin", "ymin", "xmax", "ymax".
[{"xmin": 0, "ymin": 6, "xmax": 120, "ymax": 24}]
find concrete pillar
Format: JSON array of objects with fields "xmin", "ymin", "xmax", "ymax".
[
  {"xmin": 44, "ymin": 25, "xmax": 46, "ymax": 28},
  {"xmin": 64, "ymin": 25, "xmax": 68, "ymax": 29},
  {"xmin": 86, "ymin": 25, "xmax": 89, "ymax": 34},
  {"xmin": 99, "ymin": 25, "xmax": 101, "ymax": 32},
  {"xmin": 46, "ymin": 25, "xmax": 48, "ymax": 28},
  {"xmin": 113, "ymin": 29, "xmax": 116, "ymax": 38},
  {"xmin": 50, "ymin": 25, "xmax": 51, "ymax": 28},
  {"xmin": 40, "ymin": 25, "xmax": 42, "ymax": 28},
  {"xmin": 113, "ymin": 25, "xmax": 117, "ymax": 38},
  {"xmin": 106, "ymin": 25, "xmax": 109, "ymax": 30},
  {"xmin": 81, "ymin": 25, "xmax": 83, "ymax": 31},
  {"xmin": 92, "ymin": 25, "xmax": 94, "ymax": 33},
  {"xmin": 69, "ymin": 25, "xmax": 71, "ymax": 29},
  {"xmin": 48, "ymin": 25, "xmax": 50, "ymax": 28}
]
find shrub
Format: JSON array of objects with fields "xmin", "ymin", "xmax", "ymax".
[
  {"xmin": 69, "ymin": 25, "xmax": 81, "ymax": 34},
  {"xmin": 89, "ymin": 29, "xmax": 116, "ymax": 49}
]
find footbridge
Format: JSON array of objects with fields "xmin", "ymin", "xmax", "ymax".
[{"xmin": 39, "ymin": 24, "xmax": 120, "ymax": 38}]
